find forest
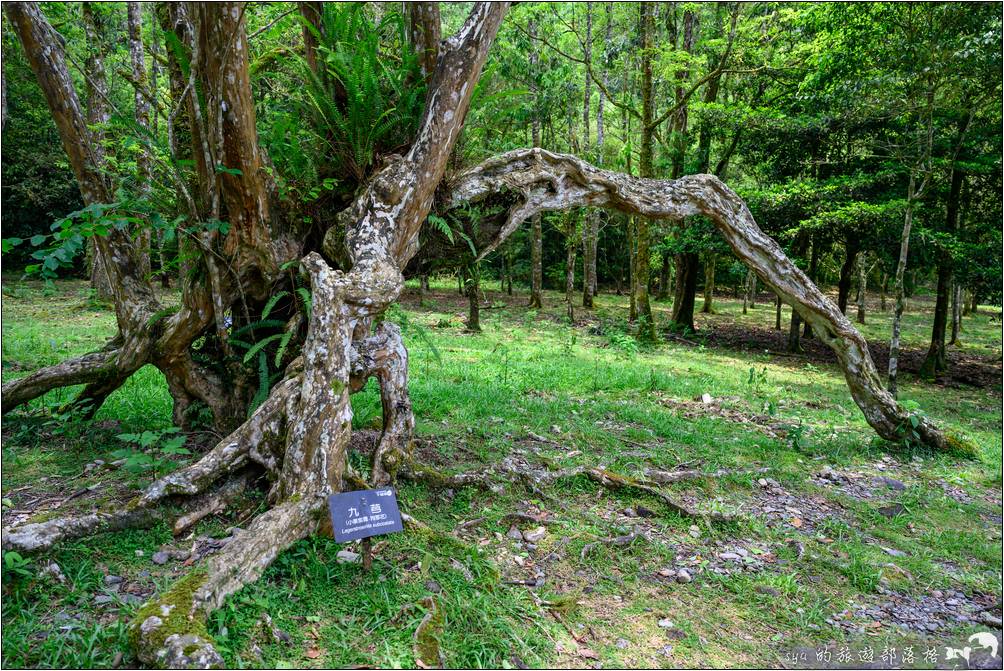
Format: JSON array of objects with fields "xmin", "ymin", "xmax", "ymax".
[{"xmin": 0, "ymin": 2, "xmax": 1001, "ymax": 669}]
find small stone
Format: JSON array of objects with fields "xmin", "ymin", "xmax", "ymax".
[
  {"xmin": 550, "ymin": 425, "xmax": 562, "ymax": 434},
  {"xmin": 111, "ymin": 459, "xmax": 127, "ymax": 467},
  {"xmin": 40, "ymin": 561, "xmax": 66, "ymax": 583},
  {"xmin": 688, "ymin": 525, "xmax": 701, "ymax": 538},
  {"xmin": 657, "ymin": 618, "xmax": 674, "ymax": 629},
  {"xmin": 615, "ymin": 638, "xmax": 629, "ymax": 649},
  {"xmin": 506, "ymin": 525, "xmax": 525, "ymax": 541},
  {"xmin": 138, "ymin": 570, "xmax": 151, "ymax": 579},
  {"xmin": 875, "ymin": 476, "xmax": 906, "ymax": 491},
  {"xmin": 659, "ymin": 645, "xmax": 674, "ymax": 657},
  {"xmin": 94, "ymin": 459, "xmax": 105, "ymax": 467},
  {"xmin": 701, "ymin": 393, "xmax": 713, "ymax": 404},
  {"xmin": 121, "ymin": 594, "xmax": 141, "ymax": 605},
  {"xmin": 94, "ymin": 595, "xmax": 115, "ymax": 605},
  {"xmin": 151, "ymin": 551, "xmax": 170, "ymax": 565},
  {"xmin": 104, "ymin": 575, "xmax": 123, "ymax": 585},
  {"xmin": 134, "ymin": 550, "xmax": 145, "ymax": 557},
  {"xmin": 877, "ymin": 503, "xmax": 906, "ymax": 518},
  {"xmin": 424, "ymin": 580, "xmax": 442, "ymax": 594},
  {"xmin": 755, "ymin": 585, "xmax": 781, "ymax": 597},
  {"xmin": 657, "ymin": 568, "xmax": 673, "ymax": 578},
  {"xmin": 635, "ymin": 505, "xmax": 656, "ymax": 518},
  {"xmin": 979, "ymin": 611, "xmax": 1003, "ymax": 627},
  {"xmin": 336, "ymin": 550, "xmax": 361, "ymax": 564},
  {"xmin": 523, "ymin": 526, "xmax": 547, "ymax": 543},
  {"xmin": 881, "ymin": 546, "xmax": 908, "ymax": 558},
  {"xmin": 719, "ymin": 552, "xmax": 741, "ymax": 561},
  {"xmin": 757, "ymin": 478, "xmax": 769, "ymax": 487},
  {"xmin": 676, "ymin": 569, "xmax": 692, "ymax": 584}
]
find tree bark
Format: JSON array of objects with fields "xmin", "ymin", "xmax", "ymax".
[
  {"xmin": 670, "ymin": 253, "xmax": 698, "ymax": 331},
  {"xmin": 452, "ymin": 148, "xmax": 964, "ymax": 456},
  {"xmin": 837, "ymin": 239, "xmax": 860, "ymax": 316},
  {"xmin": 127, "ymin": 2, "xmax": 153, "ymax": 281},
  {"xmin": 528, "ymin": 20, "xmax": 543, "ymax": 309},
  {"xmin": 81, "ymin": 3, "xmax": 115, "ymax": 300},
  {"xmin": 949, "ymin": 281, "xmax": 962, "ymax": 344},
  {"xmin": 855, "ymin": 251, "xmax": 868, "ymax": 324},
  {"xmin": 464, "ymin": 265, "xmax": 481, "ymax": 333},
  {"xmin": 701, "ymin": 255, "xmax": 715, "ymax": 313},
  {"xmin": 920, "ymin": 168, "xmax": 964, "ymax": 378},
  {"xmin": 634, "ymin": 2, "xmax": 656, "ymax": 341},
  {"xmin": 888, "ymin": 177, "xmax": 918, "ymax": 398},
  {"xmin": 775, "ymin": 294, "xmax": 782, "ymax": 330}
]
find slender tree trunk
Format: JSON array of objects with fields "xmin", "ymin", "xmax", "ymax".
[
  {"xmin": 657, "ymin": 253, "xmax": 670, "ymax": 300},
  {"xmin": 465, "ymin": 266, "xmax": 481, "ymax": 333},
  {"xmin": 880, "ymin": 272, "xmax": 888, "ymax": 312},
  {"xmin": 528, "ymin": 20, "xmax": 543, "ymax": 309},
  {"xmin": 127, "ymin": 2, "xmax": 153, "ymax": 281},
  {"xmin": 628, "ymin": 217, "xmax": 637, "ymax": 321},
  {"xmin": 888, "ymin": 178, "xmax": 918, "ymax": 398},
  {"xmin": 82, "ymin": 3, "xmax": 115, "ymax": 300},
  {"xmin": 856, "ymin": 251, "xmax": 868, "ymax": 324},
  {"xmin": 949, "ymin": 281, "xmax": 962, "ymax": 344},
  {"xmin": 634, "ymin": 2, "xmax": 656, "ymax": 341},
  {"xmin": 775, "ymin": 294, "xmax": 782, "ymax": 330},
  {"xmin": 803, "ymin": 236, "xmax": 820, "ymax": 338},
  {"xmin": 565, "ymin": 215, "xmax": 577, "ymax": 321},
  {"xmin": 701, "ymin": 255, "xmax": 715, "ymax": 313}
]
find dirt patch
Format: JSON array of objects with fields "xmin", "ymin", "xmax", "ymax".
[
  {"xmin": 690, "ymin": 321, "xmax": 1002, "ymax": 391},
  {"xmin": 656, "ymin": 393, "xmax": 792, "ymax": 440}
]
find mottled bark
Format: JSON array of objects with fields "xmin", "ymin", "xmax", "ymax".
[
  {"xmin": 409, "ymin": 2, "xmax": 441, "ymax": 82},
  {"xmin": 450, "ymin": 148, "xmax": 965, "ymax": 455},
  {"xmin": 888, "ymin": 180, "xmax": 918, "ymax": 399},
  {"xmin": 528, "ymin": 20, "xmax": 543, "ymax": 309},
  {"xmin": 856, "ymin": 251, "xmax": 869, "ymax": 324}
]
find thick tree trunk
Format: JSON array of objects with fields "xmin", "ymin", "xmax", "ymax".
[
  {"xmin": 837, "ymin": 239, "xmax": 860, "ymax": 316},
  {"xmin": 452, "ymin": 148, "xmax": 963, "ymax": 455},
  {"xmin": 921, "ymin": 168, "xmax": 964, "ymax": 378},
  {"xmin": 670, "ymin": 253, "xmax": 698, "ymax": 332}
]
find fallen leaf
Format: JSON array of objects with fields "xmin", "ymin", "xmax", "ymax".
[
  {"xmin": 305, "ymin": 648, "xmax": 321, "ymax": 659},
  {"xmin": 579, "ymin": 648, "xmax": 599, "ymax": 660},
  {"xmin": 790, "ymin": 517, "xmax": 803, "ymax": 528}
]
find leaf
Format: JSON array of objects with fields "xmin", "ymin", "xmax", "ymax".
[
  {"xmin": 790, "ymin": 517, "xmax": 804, "ymax": 528},
  {"xmin": 305, "ymin": 648, "xmax": 321, "ymax": 659},
  {"xmin": 243, "ymin": 334, "xmax": 284, "ymax": 364}
]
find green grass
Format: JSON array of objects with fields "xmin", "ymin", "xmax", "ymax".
[{"xmin": 2, "ymin": 275, "xmax": 1001, "ymax": 668}]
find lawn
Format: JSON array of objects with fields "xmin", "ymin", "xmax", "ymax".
[{"xmin": 2, "ymin": 276, "xmax": 1001, "ymax": 669}]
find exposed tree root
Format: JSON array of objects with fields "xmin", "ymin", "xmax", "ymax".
[
  {"xmin": 172, "ymin": 469, "xmax": 258, "ymax": 536},
  {"xmin": 580, "ymin": 529, "xmax": 643, "ymax": 560},
  {"xmin": 131, "ymin": 497, "xmax": 323, "ymax": 667},
  {"xmin": 449, "ymin": 148, "xmax": 967, "ymax": 455},
  {"xmin": 396, "ymin": 452, "xmax": 734, "ymax": 522},
  {"xmin": 1, "ymin": 349, "xmax": 120, "ymax": 410}
]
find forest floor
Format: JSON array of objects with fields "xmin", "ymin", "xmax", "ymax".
[{"xmin": 1, "ymin": 276, "xmax": 1001, "ymax": 669}]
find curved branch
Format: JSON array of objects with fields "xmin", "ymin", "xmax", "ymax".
[
  {"xmin": 2, "ymin": 350, "xmax": 119, "ymax": 410},
  {"xmin": 448, "ymin": 148, "xmax": 967, "ymax": 455}
]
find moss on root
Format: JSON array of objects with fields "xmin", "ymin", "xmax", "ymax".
[
  {"xmin": 129, "ymin": 571, "xmax": 213, "ymax": 664},
  {"xmin": 945, "ymin": 432, "xmax": 980, "ymax": 459}
]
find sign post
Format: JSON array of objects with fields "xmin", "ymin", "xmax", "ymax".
[{"xmin": 327, "ymin": 487, "xmax": 404, "ymax": 544}]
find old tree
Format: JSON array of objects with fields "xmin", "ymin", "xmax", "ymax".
[{"xmin": 1, "ymin": 2, "xmax": 974, "ymax": 667}]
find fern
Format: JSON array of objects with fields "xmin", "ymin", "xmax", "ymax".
[
  {"xmin": 229, "ymin": 319, "xmax": 286, "ymax": 341},
  {"xmin": 296, "ymin": 287, "xmax": 313, "ymax": 320},
  {"xmin": 275, "ymin": 328, "xmax": 295, "ymax": 368},
  {"xmin": 242, "ymin": 333, "xmax": 284, "ymax": 364},
  {"xmin": 247, "ymin": 352, "xmax": 270, "ymax": 418},
  {"xmin": 261, "ymin": 291, "xmax": 290, "ymax": 320}
]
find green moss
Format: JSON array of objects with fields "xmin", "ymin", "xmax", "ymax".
[
  {"xmin": 146, "ymin": 307, "xmax": 181, "ymax": 330},
  {"xmin": 413, "ymin": 596, "xmax": 444, "ymax": 667},
  {"xmin": 945, "ymin": 432, "xmax": 980, "ymax": 459},
  {"xmin": 128, "ymin": 571, "xmax": 210, "ymax": 654},
  {"xmin": 330, "ymin": 379, "xmax": 346, "ymax": 395}
]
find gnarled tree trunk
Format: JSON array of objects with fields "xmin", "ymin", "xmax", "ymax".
[{"xmin": 452, "ymin": 148, "xmax": 966, "ymax": 457}]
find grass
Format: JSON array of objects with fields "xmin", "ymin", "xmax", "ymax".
[{"xmin": 1, "ymin": 274, "xmax": 1001, "ymax": 668}]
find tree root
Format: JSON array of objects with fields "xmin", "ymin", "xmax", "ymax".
[
  {"xmin": 580, "ymin": 529, "xmax": 643, "ymax": 560},
  {"xmin": 131, "ymin": 497, "xmax": 324, "ymax": 668},
  {"xmin": 396, "ymin": 452, "xmax": 734, "ymax": 522}
]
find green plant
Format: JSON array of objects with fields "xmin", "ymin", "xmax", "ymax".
[
  {"xmin": 2, "ymin": 551, "xmax": 33, "ymax": 582},
  {"xmin": 110, "ymin": 427, "xmax": 189, "ymax": 477}
]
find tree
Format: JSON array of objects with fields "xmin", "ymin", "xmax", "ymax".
[{"xmin": 1, "ymin": 4, "xmax": 973, "ymax": 667}]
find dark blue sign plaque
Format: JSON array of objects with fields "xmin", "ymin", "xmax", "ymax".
[{"xmin": 328, "ymin": 488, "xmax": 404, "ymax": 543}]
